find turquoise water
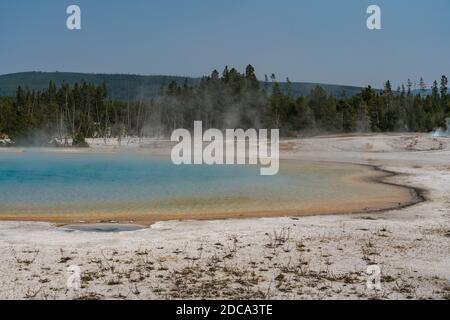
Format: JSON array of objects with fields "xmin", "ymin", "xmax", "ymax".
[
  {"xmin": 0, "ymin": 151, "xmax": 271, "ymax": 205},
  {"xmin": 0, "ymin": 150, "xmax": 408, "ymax": 218}
]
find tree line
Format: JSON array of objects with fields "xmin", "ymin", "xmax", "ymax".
[{"xmin": 0, "ymin": 65, "xmax": 448, "ymax": 146}]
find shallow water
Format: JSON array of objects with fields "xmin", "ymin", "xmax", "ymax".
[
  {"xmin": 61, "ymin": 223, "xmax": 145, "ymax": 233},
  {"xmin": 0, "ymin": 150, "xmax": 413, "ymax": 221}
]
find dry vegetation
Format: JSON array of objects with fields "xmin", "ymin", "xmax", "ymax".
[{"xmin": 1, "ymin": 221, "xmax": 448, "ymax": 300}]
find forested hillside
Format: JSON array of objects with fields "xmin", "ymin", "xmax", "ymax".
[
  {"xmin": 0, "ymin": 71, "xmax": 364, "ymax": 100},
  {"xmin": 0, "ymin": 65, "xmax": 448, "ymax": 146}
]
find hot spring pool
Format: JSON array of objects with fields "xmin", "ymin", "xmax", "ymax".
[{"xmin": 0, "ymin": 150, "xmax": 416, "ymax": 223}]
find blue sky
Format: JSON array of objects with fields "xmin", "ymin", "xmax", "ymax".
[{"xmin": 0, "ymin": 0, "xmax": 449, "ymax": 88}]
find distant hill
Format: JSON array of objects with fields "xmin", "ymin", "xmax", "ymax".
[
  {"xmin": 0, "ymin": 72, "xmax": 365, "ymax": 100},
  {"xmin": 411, "ymin": 89, "xmax": 433, "ymax": 96},
  {"xmin": 0, "ymin": 72, "xmax": 201, "ymax": 101}
]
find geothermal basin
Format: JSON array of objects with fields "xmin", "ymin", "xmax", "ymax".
[{"xmin": 0, "ymin": 150, "xmax": 418, "ymax": 224}]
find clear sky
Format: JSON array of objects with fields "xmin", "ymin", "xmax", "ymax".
[{"xmin": 0, "ymin": 0, "xmax": 449, "ymax": 88}]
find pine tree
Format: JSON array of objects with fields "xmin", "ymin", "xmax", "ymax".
[
  {"xmin": 419, "ymin": 77, "xmax": 426, "ymax": 94},
  {"xmin": 245, "ymin": 64, "xmax": 259, "ymax": 91},
  {"xmin": 384, "ymin": 80, "xmax": 393, "ymax": 97},
  {"xmin": 440, "ymin": 75, "xmax": 448, "ymax": 112},
  {"xmin": 432, "ymin": 80, "xmax": 439, "ymax": 101}
]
